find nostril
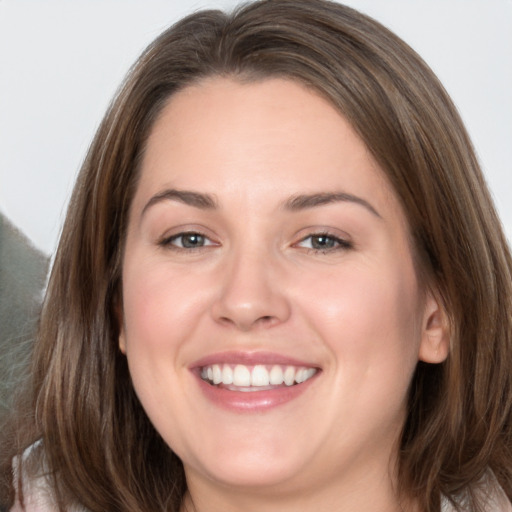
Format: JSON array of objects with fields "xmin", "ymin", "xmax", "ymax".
[
  {"xmin": 218, "ymin": 314, "xmax": 277, "ymax": 330},
  {"xmin": 258, "ymin": 315, "xmax": 276, "ymax": 326},
  {"xmin": 219, "ymin": 316, "xmax": 235, "ymax": 326}
]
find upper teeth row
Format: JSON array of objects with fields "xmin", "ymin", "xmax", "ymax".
[{"xmin": 201, "ymin": 364, "xmax": 317, "ymax": 387}]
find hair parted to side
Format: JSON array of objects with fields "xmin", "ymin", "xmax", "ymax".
[{"xmin": 1, "ymin": 1, "xmax": 511, "ymax": 511}]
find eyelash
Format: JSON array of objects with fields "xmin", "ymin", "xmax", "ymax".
[
  {"xmin": 160, "ymin": 231, "xmax": 352, "ymax": 254},
  {"xmin": 159, "ymin": 231, "xmax": 216, "ymax": 250},
  {"xmin": 295, "ymin": 232, "xmax": 353, "ymax": 253}
]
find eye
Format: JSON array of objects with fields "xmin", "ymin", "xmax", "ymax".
[
  {"xmin": 161, "ymin": 231, "xmax": 216, "ymax": 250},
  {"xmin": 296, "ymin": 233, "xmax": 352, "ymax": 252}
]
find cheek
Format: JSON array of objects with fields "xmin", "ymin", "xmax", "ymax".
[
  {"xmin": 119, "ymin": 257, "xmax": 206, "ymax": 432},
  {"xmin": 296, "ymin": 258, "xmax": 422, "ymax": 374},
  {"xmin": 122, "ymin": 270, "xmax": 171, "ymax": 353},
  {"xmin": 121, "ymin": 257, "xmax": 212, "ymax": 354}
]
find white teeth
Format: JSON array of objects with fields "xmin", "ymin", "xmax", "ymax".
[
  {"xmin": 251, "ymin": 365, "xmax": 270, "ymax": 386},
  {"xmin": 269, "ymin": 365, "xmax": 284, "ymax": 385},
  {"xmin": 305, "ymin": 368, "xmax": 316, "ymax": 380},
  {"xmin": 295, "ymin": 368, "xmax": 306, "ymax": 384},
  {"xmin": 295, "ymin": 368, "xmax": 316, "ymax": 383},
  {"xmin": 212, "ymin": 364, "xmax": 222, "ymax": 385},
  {"xmin": 201, "ymin": 363, "xmax": 317, "ymax": 388},
  {"xmin": 283, "ymin": 366, "xmax": 295, "ymax": 386},
  {"xmin": 233, "ymin": 365, "xmax": 251, "ymax": 386},
  {"xmin": 222, "ymin": 364, "xmax": 233, "ymax": 385}
]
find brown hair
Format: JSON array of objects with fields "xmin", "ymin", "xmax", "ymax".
[{"xmin": 2, "ymin": 1, "xmax": 511, "ymax": 511}]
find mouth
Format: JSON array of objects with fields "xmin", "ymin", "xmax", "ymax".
[
  {"xmin": 192, "ymin": 352, "xmax": 320, "ymax": 411},
  {"xmin": 200, "ymin": 363, "xmax": 318, "ymax": 392}
]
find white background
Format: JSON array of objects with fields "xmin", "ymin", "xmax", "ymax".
[{"xmin": 1, "ymin": 0, "xmax": 511, "ymax": 255}]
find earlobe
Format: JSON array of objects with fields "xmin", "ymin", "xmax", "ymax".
[
  {"xmin": 119, "ymin": 328, "xmax": 126, "ymax": 354},
  {"xmin": 418, "ymin": 291, "xmax": 450, "ymax": 364},
  {"xmin": 115, "ymin": 299, "xmax": 127, "ymax": 355}
]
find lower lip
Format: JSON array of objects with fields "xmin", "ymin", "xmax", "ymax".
[{"xmin": 194, "ymin": 373, "xmax": 318, "ymax": 412}]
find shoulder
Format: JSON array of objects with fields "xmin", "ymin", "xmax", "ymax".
[
  {"xmin": 441, "ymin": 472, "xmax": 512, "ymax": 512},
  {"xmin": 11, "ymin": 444, "xmax": 89, "ymax": 512},
  {"xmin": 10, "ymin": 473, "xmax": 89, "ymax": 512},
  {"xmin": 10, "ymin": 470, "xmax": 57, "ymax": 512}
]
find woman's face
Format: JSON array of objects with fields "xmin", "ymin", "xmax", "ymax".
[{"xmin": 119, "ymin": 77, "xmax": 447, "ymax": 499}]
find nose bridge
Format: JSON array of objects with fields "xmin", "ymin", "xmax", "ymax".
[{"xmin": 211, "ymin": 237, "xmax": 291, "ymax": 331}]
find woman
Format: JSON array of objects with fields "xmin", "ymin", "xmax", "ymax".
[{"xmin": 1, "ymin": 1, "xmax": 511, "ymax": 511}]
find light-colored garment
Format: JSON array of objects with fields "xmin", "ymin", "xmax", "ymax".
[
  {"xmin": 11, "ymin": 450, "xmax": 512, "ymax": 512},
  {"xmin": 440, "ymin": 478, "xmax": 512, "ymax": 512},
  {"xmin": 11, "ymin": 472, "xmax": 88, "ymax": 512},
  {"xmin": 11, "ymin": 471, "xmax": 61, "ymax": 512},
  {"xmin": 10, "ymin": 481, "xmax": 512, "ymax": 511},
  {"xmin": 10, "ymin": 446, "xmax": 87, "ymax": 512}
]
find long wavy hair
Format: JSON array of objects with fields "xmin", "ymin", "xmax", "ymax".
[{"xmin": 1, "ymin": 1, "xmax": 511, "ymax": 511}]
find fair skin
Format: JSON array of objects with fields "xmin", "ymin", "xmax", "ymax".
[{"xmin": 119, "ymin": 77, "xmax": 448, "ymax": 512}]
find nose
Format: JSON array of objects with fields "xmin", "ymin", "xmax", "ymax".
[{"xmin": 210, "ymin": 247, "xmax": 291, "ymax": 331}]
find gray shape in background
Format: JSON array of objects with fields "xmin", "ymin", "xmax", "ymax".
[{"xmin": 0, "ymin": 212, "xmax": 49, "ymax": 428}]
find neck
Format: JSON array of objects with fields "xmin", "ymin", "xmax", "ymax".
[{"xmin": 179, "ymin": 458, "xmax": 418, "ymax": 512}]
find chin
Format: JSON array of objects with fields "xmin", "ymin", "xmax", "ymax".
[
  {"xmin": 181, "ymin": 433, "xmax": 313, "ymax": 490},
  {"xmin": 198, "ymin": 458, "xmax": 302, "ymax": 490}
]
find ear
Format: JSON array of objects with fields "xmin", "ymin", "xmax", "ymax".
[
  {"xmin": 118, "ymin": 326, "xmax": 126, "ymax": 355},
  {"xmin": 115, "ymin": 299, "xmax": 127, "ymax": 355},
  {"xmin": 418, "ymin": 290, "xmax": 449, "ymax": 364}
]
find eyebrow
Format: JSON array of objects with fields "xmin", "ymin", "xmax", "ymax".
[
  {"xmin": 141, "ymin": 188, "xmax": 381, "ymax": 219},
  {"xmin": 142, "ymin": 189, "xmax": 218, "ymax": 216},
  {"xmin": 284, "ymin": 192, "xmax": 381, "ymax": 218}
]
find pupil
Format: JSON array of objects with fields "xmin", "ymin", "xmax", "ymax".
[
  {"xmin": 183, "ymin": 234, "xmax": 204, "ymax": 248},
  {"xmin": 312, "ymin": 236, "xmax": 334, "ymax": 249}
]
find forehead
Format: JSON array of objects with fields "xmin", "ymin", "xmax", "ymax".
[{"xmin": 134, "ymin": 77, "xmax": 403, "ymax": 221}]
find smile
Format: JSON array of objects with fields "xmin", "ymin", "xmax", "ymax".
[
  {"xmin": 192, "ymin": 352, "xmax": 320, "ymax": 411},
  {"xmin": 200, "ymin": 363, "xmax": 318, "ymax": 391}
]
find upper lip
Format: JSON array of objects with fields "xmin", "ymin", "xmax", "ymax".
[{"xmin": 190, "ymin": 350, "xmax": 320, "ymax": 370}]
